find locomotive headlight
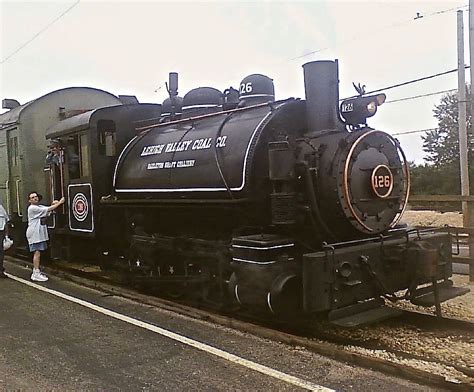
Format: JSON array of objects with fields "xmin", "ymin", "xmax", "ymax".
[
  {"xmin": 340, "ymin": 93, "xmax": 386, "ymax": 126},
  {"xmin": 366, "ymin": 101, "xmax": 377, "ymax": 115}
]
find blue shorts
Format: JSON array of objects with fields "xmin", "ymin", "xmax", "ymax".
[{"xmin": 29, "ymin": 241, "xmax": 48, "ymax": 252}]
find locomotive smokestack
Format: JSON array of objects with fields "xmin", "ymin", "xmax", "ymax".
[{"xmin": 302, "ymin": 60, "xmax": 339, "ymax": 134}]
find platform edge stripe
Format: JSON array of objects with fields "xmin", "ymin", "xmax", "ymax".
[{"xmin": 6, "ymin": 273, "xmax": 334, "ymax": 392}]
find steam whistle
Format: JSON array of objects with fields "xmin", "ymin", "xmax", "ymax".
[{"xmin": 167, "ymin": 72, "xmax": 179, "ymax": 120}]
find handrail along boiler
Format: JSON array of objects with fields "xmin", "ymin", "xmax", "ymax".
[{"xmin": 48, "ymin": 60, "xmax": 468, "ymax": 325}]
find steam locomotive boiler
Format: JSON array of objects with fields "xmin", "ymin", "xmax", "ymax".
[{"xmin": 91, "ymin": 61, "xmax": 468, "ymax": 325}]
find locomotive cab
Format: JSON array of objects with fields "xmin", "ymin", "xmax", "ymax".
[{"xmin": 44, "ymin": 103, "xmax": 161, "ymax": 260}]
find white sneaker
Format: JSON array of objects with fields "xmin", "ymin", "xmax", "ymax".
[{"xmin": 31, "ymin": 271, "xmax": 48, "ymax": 282}]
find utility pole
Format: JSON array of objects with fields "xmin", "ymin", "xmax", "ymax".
[
  {"xmin": 458, "ymin": 10, "xmax": 469, "ymax": 226},
  {"xmin": 468, "ymin": 2, "xmax": 474, "ymax": 280}
]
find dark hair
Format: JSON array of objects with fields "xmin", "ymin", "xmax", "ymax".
[
  {"xmin": 28, "ymin": 192, "xmax": 42, "ymax": 201},
  {"xmin": 49, "ymin": 139, "xmax": 61, "ymax": 147}
]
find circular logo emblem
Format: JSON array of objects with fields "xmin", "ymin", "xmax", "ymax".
[
  {"xmin": 371, "ymin": 165, "xmax": 393, "ymax": 198},
  {"xmin": 72, "ymin": 193, "xmax": 89, "ymax": 222}
]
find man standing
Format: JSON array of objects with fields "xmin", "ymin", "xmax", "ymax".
[
  {"xmin": 26, "ymin": 192, "xmax": 65, "ymax": 282},
  {"xmin": 0, "ymin": 199, "xmax": 9, "ymax": 278}
]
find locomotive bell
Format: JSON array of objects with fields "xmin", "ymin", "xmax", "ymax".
[
  {"xmin": 239, "ymin": 74, "xmax": 275, "ymax": 104},
  {"xmin": 223, "ymin": 87, "xmax": 240, "ymax": 110},
  {"xmin": 160, "ymin": 72, "xmax": 183, "ymax": 121},
  {"xmin": 161, "ymin": 96, "xmax": 183, "ymax": 117},
  {"xmin": 160, "ymin": 96, "xmax": 183, "ymax": 122}
]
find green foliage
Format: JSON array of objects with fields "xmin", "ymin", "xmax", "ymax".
[
  {"xmin": 422, "ymin": 87, "xmax": 471, "ymax": 167},
  {"xmin": 410, "ymin": 88, "xmax": 474, "ymax": 195},
  {"xmin": 409, "ymin": 162, "xmax": 461, "ymax": 195}
]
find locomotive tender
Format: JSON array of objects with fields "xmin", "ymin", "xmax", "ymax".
[{"xmin": 19, "ymin": 60, "xmax": 471, "ymax": 325}]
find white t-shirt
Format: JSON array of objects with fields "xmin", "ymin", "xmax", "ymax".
[
  {"xmin": 26, "ymin": 205, "xmax": 50, "ymax": 244},
  {"xmin": 0, "ymin": 204, "xmax": 8, "ymax": 231}
]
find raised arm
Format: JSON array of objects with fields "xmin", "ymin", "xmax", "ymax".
[{"xmin": 47, "ymin": 197, "xmax": 65, "ymax": 211}]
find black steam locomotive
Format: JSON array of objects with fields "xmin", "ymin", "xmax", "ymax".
[{"xmin": 42, "ymin": 60, "xmax": 467, "ymax": 326}]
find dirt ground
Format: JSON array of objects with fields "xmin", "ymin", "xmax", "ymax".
[{"xmin": 400, "ymin": 210, "xmax": 464, "ymax": 228}]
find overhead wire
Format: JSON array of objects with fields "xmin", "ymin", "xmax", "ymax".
[
  {"xmin": 306, "ymin": 4, "xmax": 469, "ymax": 106},
  {"xmin": 1, "ymin": 0, "xmax": 81, "ymax": 64},
  {"xmin": 385, "ymin": 89, "xmax": 458, "ymax": 104},
  {"xmin": 392, "ymin": 128, "xmax": 438, "ymax": 136},
  {"xmin": 341, "ymin": 67, "xmax": 469, "ymax": 100},
  {"xmin": 290, "ymin": 5, "xmax": 468, "ymax": 144},
  {"xmin": 291, "ymin": 4, "xmax": 468, "ymax": 61},
  {"xmin": 359, "ymin": 67, "xmax": 468, "ymax": 138},
  {"xmin": 1, "ymin": 0, "xmax": 468, "ymax": 123}
]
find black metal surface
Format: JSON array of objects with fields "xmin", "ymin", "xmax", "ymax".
[
  {"xmin": 114, "ymin": 106, "xmax": 270, "ymax": 196},
  {"xmin": 303, "ymin": 60, "xmax": 340, "ymax": 133},
  {"xmin": 113, "ymin": 100, "xmax": 304, "ymax": 201}
]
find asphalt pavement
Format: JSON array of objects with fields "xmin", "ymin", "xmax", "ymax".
[{"xmin": 0, "ymin": 260, "xmax": 444, "ymax": 391}]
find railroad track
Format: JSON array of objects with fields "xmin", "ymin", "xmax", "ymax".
[
  {"xmin": 299, "ymin": 314, "xmax": 474, "ymax": 383},
  {"xmin": 399, "ymin": 309, "xmax": 473, "ymax": 335},
  {"xmin": 5, "ymin": 255, "xmax": 474, "ymax": 391}
]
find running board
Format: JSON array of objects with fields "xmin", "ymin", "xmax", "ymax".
[
  {"xmin": 411, "ymin": 285, "xmax": 470, "ymax": 307},
  {"xmin": 328, "ymin": 298, "xmax": 403, "ymax": 328}
]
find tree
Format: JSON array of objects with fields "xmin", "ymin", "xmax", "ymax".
[
  {"xmin": 409, "ymin": 162, "xmax": 461, "ymax": 195},
  {"xmin": 422, "ymin": 87, "xmax": 471, "ymax": 167},
  {"xmin": 413, "ymin": 87, "xmax": 474, "ymax": 195}
]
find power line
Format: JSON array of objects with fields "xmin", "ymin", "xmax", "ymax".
[
  {"xmin": 430, "ymin": 4, "xmax": 469, "ymax": 15},
  {"xmin": 392, "ymin": 128, "xmax": 437, "ymax": 136},
  {"xmin": 385, "ymin": 89, "xmax": 457, "ymax": 104},
  {"xmin": 291, "ymin": 4, "xmax": 468, "ymax": 61},
  {"xmin": 341, "ymin": 67, "xmax": 469, "ymax": 100},
  {"xmin": 1, "ymin": 1, "xmax": 81, "ymax": 64}
]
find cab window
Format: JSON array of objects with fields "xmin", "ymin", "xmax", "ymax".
[
  {"xmin": 66, "ymin": 134, "xmax": 89, "ymax": 179},
  {"xmin": 98, "ymin": 120, "xmax": 117, "ymax": 157},
  {"xmin": 80, "ymin": 134, "xmax": 89, "ymax": 177}
]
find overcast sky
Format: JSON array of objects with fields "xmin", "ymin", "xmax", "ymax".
[{"xmin": 0, "ymin": 0, "xmax": 469, "ymax": 163}]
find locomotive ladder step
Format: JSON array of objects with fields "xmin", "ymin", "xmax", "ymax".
[
  {"xmin": 328, "ymin": 298, "xmax": 403, "ymax": 328},
  {"xmin": 411, "ymin": 286, "xmax": 470, "ymax": 307}
]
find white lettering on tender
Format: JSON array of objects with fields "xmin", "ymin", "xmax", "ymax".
[
  {"xmin": 176, "ymin": 160, "xmax": 195, "ymax": 168},
  {"xmin": 141, "ymin": 145, "xmax": 165, "ymax": 156},
  {"xmin": 147, "ymin": 162, "xmax": 164, "ymax": 169},
  {"xmin": 147, "ymin": 160, "xmax": 195, "ymax": 170},
  {"xmin": 165, "ymin": 140, "xmax": 193, "ymax": 153},
  {"xmin": 216, "ymin": 136, "xmax": 227, "ymax": 148},
  {"xmin": 192, "ymin": 138, "xmax": 212, "ymax": 150},
  {"xmin": 142, "ymin": 136, "xmax": 228, "ymax": 159}
]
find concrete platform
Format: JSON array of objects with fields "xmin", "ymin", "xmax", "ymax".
[{"xmin": 0, "ymin": 261, "xmax": 444, "ymax": 391}]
